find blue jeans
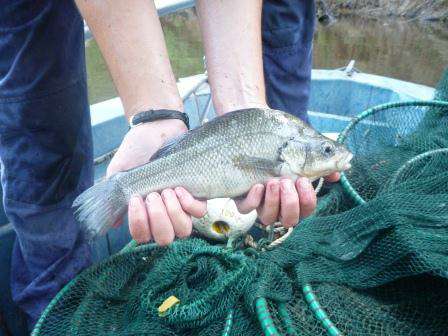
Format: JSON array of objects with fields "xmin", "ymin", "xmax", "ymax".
[
  {"xmin": 0, "ymin": 0, "xmax": 314, "ymax": 329},
  {"xmin": 0, "ymin": 0, "xmax": 93, "ymax": 328},
  {"xmin": 263, "ymin": 0, "xmax": 315, "ymax": 123}
]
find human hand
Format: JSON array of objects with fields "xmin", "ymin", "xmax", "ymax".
[
  {"xmin": 235, "ymin": 173, "xmax": 340, "ymax": 227},
  {"xmin": 107, "ymin": 119, "xmax": 206, "ymax": 246}
]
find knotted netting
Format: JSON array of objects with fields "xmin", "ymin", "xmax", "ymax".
[{"xmin": 33, "ymin": 71, "xmax": 448, "ymax": 336}]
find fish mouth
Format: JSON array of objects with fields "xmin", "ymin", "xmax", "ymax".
[{"xmin": 337, "ymin": 153, "xmax": 353, "ymax": 171}]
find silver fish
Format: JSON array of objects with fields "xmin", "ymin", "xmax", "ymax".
[{"xmin": 73, "ymin": 108, "xmax": 353, "ymax": 238}]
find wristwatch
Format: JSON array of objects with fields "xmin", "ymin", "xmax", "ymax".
[{"xmin": 129, "ymin": 109, "xmax": 190, "ymax": 130}]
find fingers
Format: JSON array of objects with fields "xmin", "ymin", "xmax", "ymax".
[
  {"xmin": 146, "ymin": 193, "xmax": 175, "ymax": 246},
  {"xmin": 296, "ymin": 177, "xmax": 317, "ymax": 219},
  {"xmin": 235, "ymin": 184, "xmax": 265, "ymax": 214},
  {"xmin": 128, "ymin": 195, "xmax": 151, "ymax": 244},
  {"xmin": 258, "ymin": 179, "xmax": 281, "ymax": 225},
  {"xmin": 161, "ymin": 189, "xmax": 192, "ymax": 238},
  {"xmin": 106, "ymin": 158, "xmax": 123, "ymax": 178},
  {"xmin": 128, "ymin": 188, "xmax": 202, "ymax": 246},
  {"xmin": 106, "ymin": 147, "xmax": 129, "ymax": 178},
  {"xmin": 257, "ymin": 177, "xmax": 317, "ymax": 228},
  {"xmin": 279, "ymin": 179, "xmax": 300, "ymax": 228},
  {"xmin": 106, "ymin": 121, "xmax": 187, "ymax": 178},
  {"xmin": 175, "ymin": 187, "xmax": 207, "ymax": 218},
  {"xmin": 112, "ymin": 219, "xmax": 123, "ymax": 228},
  {"xmin": 325, "ymin": 172, "xmax": 340, "ymax": 183},
  {"xmin": 128, "ymin": 176, "xmax": 320, "ymax": 245}
]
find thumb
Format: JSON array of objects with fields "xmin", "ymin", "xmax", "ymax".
[{"xmin": 106, "ymin": 153, "xmax": 126, "ymax": 178}]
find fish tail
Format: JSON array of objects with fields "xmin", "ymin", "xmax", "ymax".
[{"xmin": 73, "ymin": 174, "xmax": 127, "ymax": 240}]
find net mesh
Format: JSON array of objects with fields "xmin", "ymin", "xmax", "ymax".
[{"xmin": 33, "ymin": 71, "xmax": 448, "ymax": 336}]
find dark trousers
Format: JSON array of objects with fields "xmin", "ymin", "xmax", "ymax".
[
  {"xmin": 0, "ymin": 0, "xmax": 93, "ymax": 328},
  {"xmin": 263, "ymin": 0, "xmax": 316, "ymax": 123},
  {"xmin": 0, "ymin": 0, "xmax": 315, "ymax": 328}
]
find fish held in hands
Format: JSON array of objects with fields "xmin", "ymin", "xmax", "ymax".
[{"xmin": 73, "ymin": 108, "xmax": 353, "ymax": 239}]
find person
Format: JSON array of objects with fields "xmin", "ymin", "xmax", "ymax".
[{"xmin": 0, "ymin": 0, "xmax": 337, "ymax": 329}]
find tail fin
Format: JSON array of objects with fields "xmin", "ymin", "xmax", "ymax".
[{"xmin": 73, "ymin": 175, "xmax": 127, "ymax": 240}]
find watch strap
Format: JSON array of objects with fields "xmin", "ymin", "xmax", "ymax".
[{"xmin": 129, "ymin": 109, "xmax": 189, "ymax": 129}]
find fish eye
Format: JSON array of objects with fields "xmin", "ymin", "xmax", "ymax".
[{"xmin": 322, "ymin": 142, "xmax": 335, "ymax": 156}]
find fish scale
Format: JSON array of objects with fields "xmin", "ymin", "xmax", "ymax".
[{"xmin": 73, "ymin": 108, "xmax": 352, "ymax": 239}]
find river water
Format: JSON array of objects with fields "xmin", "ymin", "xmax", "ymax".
[{"xmin": 86, "ymin": 11, "xmax": 448, "ymax": 104}]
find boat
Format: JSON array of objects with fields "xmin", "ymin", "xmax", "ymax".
[
  {"xmin": 0, "ymin": 2, "xmax": 435, "ymax": 335},
  {"xmin": 0, "ymin": 66, "xmax": 434, "ymax": 336}
]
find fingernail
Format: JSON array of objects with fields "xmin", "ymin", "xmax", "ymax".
[
  {"xmin": 174, "ymin": 187, "xmax": 184, "ymax": 199},
  {"xmin": 270, "ymin": 181, "xmax": 279, "ymax": 193},
  {"xmin": 281, "ymin": 179, "xmax": 294, "ymax": 193},
  {"xmin": 161, "ymin": 189, "xmax": 174, "ymax": 200},
  {"xmin": 129, "ymin": 196, "xmax": 139, "ymax": 209},
  {"xmin": 256, "ymin": 184, "xmax": 264, "ymax": 194},
  {"xmin": 146, "ymin": 192, "xmax": 159, "ymax": 203},
  {"xmin": 299, "ymin": 177, "xmax": 312, "ymax": 191}
]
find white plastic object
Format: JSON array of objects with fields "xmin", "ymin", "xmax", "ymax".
[{"xmin": 192, "ymin": 198, "xmax": 257, "ymax": 241}]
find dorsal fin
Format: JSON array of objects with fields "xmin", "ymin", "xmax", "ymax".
[
  {"xmin": 149, "ymin": 132, "xmax": 188, "ymax": 161},
  {"xmin": 115, "ymin": 133, "xmax": 188, "ymax": 175}
]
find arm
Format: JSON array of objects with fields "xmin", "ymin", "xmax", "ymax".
[
  {"xmin": 196, "ymin": 0, "xmax": 329, "ymax": 227},
  {"xmin": 76, "ymin": 0, "xmax": 334, "ymax": 245},
  {"xmin": 196, "ymin": 0, "xmax": 267, "ymax": 115},
  {"xmin": 76, "ymin": 0, "xmax": 181, "ymax": 117},
  {"xmin": 75, "ymin": 0, "xmax": 188, "ymax": 174},
  {"xmin": 75, "ymin": 0, "xmax": 206, "ymax": 245}
]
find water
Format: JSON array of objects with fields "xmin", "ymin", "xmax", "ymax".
[
  {"xmin": 313, "ymin": 17, "xmax": 448, "ymax": 87},
  {"xmin": 86, "ymin": 11, "xmax": 448, "ymax": 104}
]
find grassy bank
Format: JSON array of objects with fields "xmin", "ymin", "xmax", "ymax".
[{"xmin": 319, "ymin": 0, "xmax": 448, "ymax": 22}]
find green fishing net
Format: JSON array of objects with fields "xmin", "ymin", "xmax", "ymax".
[{"xmin": 33, "ymin": 72, "xmax": 448, "ymax": 336}]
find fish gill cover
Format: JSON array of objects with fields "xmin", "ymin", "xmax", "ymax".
[{"xmin": 33, "ymin": 71, "xmax": 448, "ymax": 336}]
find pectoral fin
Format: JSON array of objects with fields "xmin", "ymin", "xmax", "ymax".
[{"xmin": 233, "ymin": 155, "xmax": 282, "ymax": 175}]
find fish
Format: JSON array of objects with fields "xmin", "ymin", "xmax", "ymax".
[{"xmin": 73, "ymin": 108, "xmax": 353, "ymax": 239}]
